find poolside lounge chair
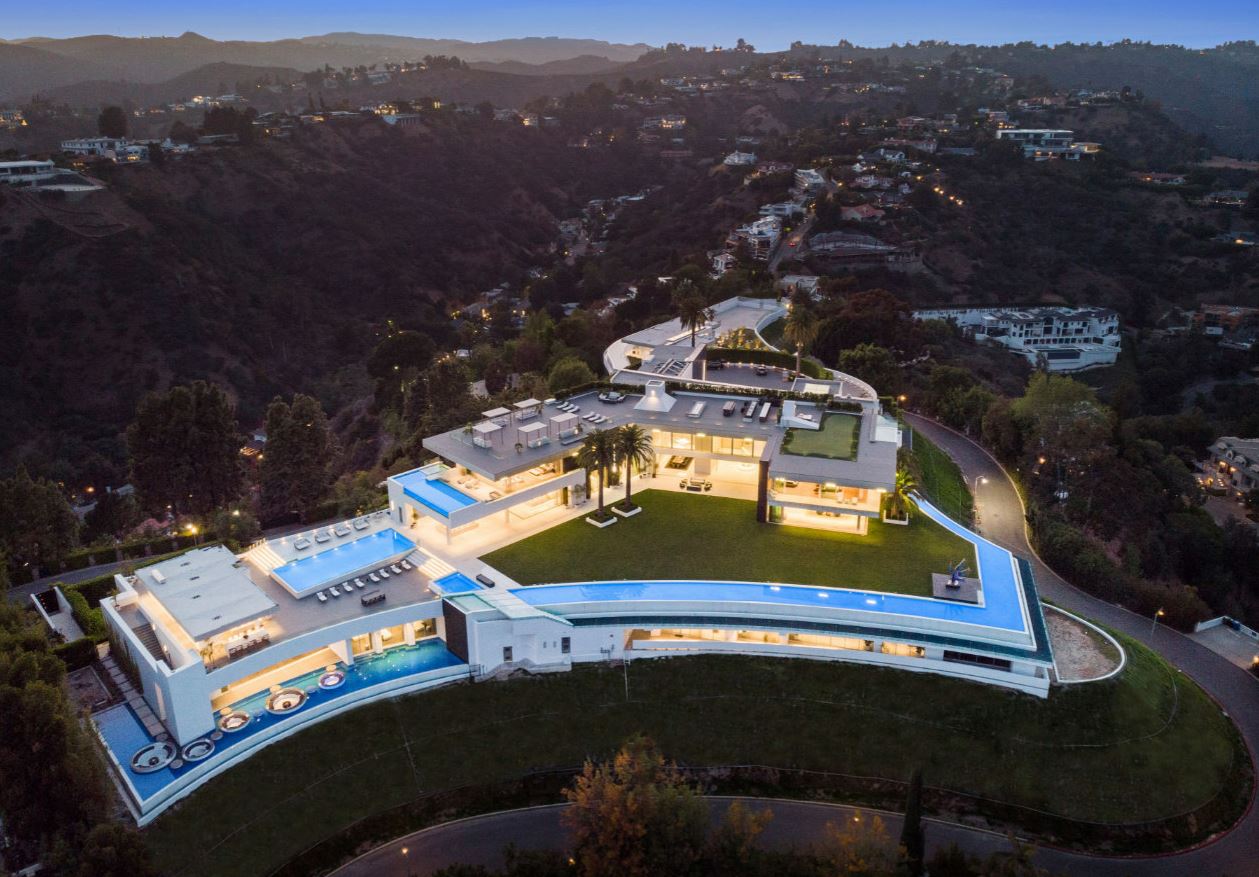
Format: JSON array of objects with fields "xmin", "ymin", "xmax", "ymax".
[
  {"xmin": 390, "ymin": 564, "xmax": 403, "ymax": 575},
  {"xmin": 334, "ymin": 524, "xmax": 351, "ymax": 537},
  {"xmin": 315, "ymin": 531, "xmax": 331, "ymax": 544},
  {"xmin": 354, "ymin": 577, "xmax": 367, "ymax": 588},
  {"xmin": 329, "ymin": 585, "xmax": 340, "ymax": 597},
  {"xmin": 352, "ymin": 518, "xmax": 370, "ymax": 531},
  {"xmin": 399, "ymin": 560, "xmax": 413, "ymax": 571},
  {"xmin": 294, "ymin": 538, "xmax": 312, "ymax": 550},
  {"xmin": 368, "ymin": 573, "xmax": 381, "ymax": 583},
  {"xmin": 379, "ymin": 568, "xmax": 390, "ymax": 579},
  {"xmin": 317, "ymin": 591, "xmax": 328, "ymax": 603}
]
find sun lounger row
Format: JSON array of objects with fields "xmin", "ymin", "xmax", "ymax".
[
  {"xmin": 315, "ymin": 559, "xmax": 415, "ymax": 603},
  {"xmin": 557, "ymin": 401, "xmax": 581, "ymax": 413},
  {"xmin": 582, "ymin": 412, "xmax": 611, "ymax": 424}
]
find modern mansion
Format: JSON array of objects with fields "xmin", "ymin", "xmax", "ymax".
[{"xmin": 96, "ymin": 297, "xmax": 1054, "ymax": 824}]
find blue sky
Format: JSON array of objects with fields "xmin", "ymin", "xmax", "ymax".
[{"xmin": 4, "ymin": 0, "xmax": 1256, "ymax": 49}]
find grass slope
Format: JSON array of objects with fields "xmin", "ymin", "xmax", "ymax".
[
  {"xmin": 143, "ymin": 642, "xmax": 1249, "ymax": 877},
  {"xmin": 483, "ymin": 490, "xmax": 970, "ymax": 595},
  {"xmin": 908, "ymin": 427, "xmax": 974, "ymax": 525},
  {"xmin": 781, "ymin": 413, "xmax": 861, "ymax": 460}
]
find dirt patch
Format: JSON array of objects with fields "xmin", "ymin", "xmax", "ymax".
[{"xmin": 1047, "ymin": 607, "xmax": 1122, "ymax": 682}]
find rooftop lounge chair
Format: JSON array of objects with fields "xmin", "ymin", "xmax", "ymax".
[
  {"xmin": 390, "ymin": 564, "xmax": 403, "ymax": 575},
  {"xmin": 329, "ymin": 585, "xmax": 340, "ymax": 597},
  {"xmin": 334, "ymin": 524, "xmax": 351, "ymax": 537},
  {"xmin": 294, "ymin": 538, "xmax": 312, "ymax": 550},
  {"xmin": 379, "ymin": 568, "xmax": 390, "ymax": 579},
  {"xmin": 354, "ymin": 578, "xmax": 367, "ymax": 588},
  {"xmin": 368, "ymin": 572, "xmax": 381, "ymax": 583},
  {"xmin": 317, "ymin": 591, "xmax": 328, "ymax": 603},
  {"xmin": 352, "ymin": 518, "xmax": 370, "ymax": 530},
  {"xmin": 315, "ymin": 531, "xmax": 331, "ymax": 544},
  {"xmin": 399, "ymin": 560, "xmax": 413, "ymax": 571}
]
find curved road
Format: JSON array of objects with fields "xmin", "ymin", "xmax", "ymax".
[{"xmin": 333, "ymin": 415, "xmax": 1259, "ymax": 877}]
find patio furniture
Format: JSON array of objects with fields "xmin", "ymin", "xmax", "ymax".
[
  {"xmin": 294, "ymin": 538, "xmax": 312, "ymax": 550},
  {"xmin": 475, "ymin": 573, "xmax": 496, "ymax": 588},
  {"xmin": 334, "ymin": 524, "xmax": 351, "ymax": 537},
  {"xmin": 315, "ymin": 531, "xmax": 331, "ymax": 544},
  {"xmin": 489, "ymin": 490, "xmax": 502, "ymax": 500},
  {"xmin": 354, "ymin": 577, "xmax": 367, "ymax": 588},
  {"xmin": 399, "ymin": 560, "xmax": 413, "ymax": 571},
  {"xmin": 390, "ymin": 564, "xmax": 403, "ymax": 575},
  {"xmin": 317, "ymin": 591, "xmax": 328, "ymax": 603},
  {"xmin": 329, "ymin": 585, "xmax": 340, "ymax": 597},
  {"xmin": 352, "ymin": 518, "xmax": 370, "ymax": 530},
  {"xmin": 379, "ymin": 568, "xmax": 390, "ymax": 578},
  {"xmin": 368, "ymin": 573, "xmax": 381, "ymax": 583}
]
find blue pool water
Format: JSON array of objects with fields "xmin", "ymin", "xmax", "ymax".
[
  {"xmin": 510, "ymin": 498, "xmax": 1026, "ymax": 633},
  {"xmin": 93, "ymin": 639, "xmax": 466, "ymax": 804},
  {"xmin": 393, "ymin": 469, "xmax": 478, "ymax": 517},
  {"xmin": 432, "ymin": 572, "xmax": 484, "ymax": 595},
  {"xmin": 270, "ymin": 529, "xmax": 416, "ymax": 594}
]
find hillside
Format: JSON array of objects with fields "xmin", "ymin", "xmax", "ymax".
[{"xmin": 0, "ymin": 115, "xmax": 666, "ymax": 480}]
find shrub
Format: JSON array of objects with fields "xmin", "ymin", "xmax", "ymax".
[
  {"xmin": 64, "ymin": 588, "xmax": 108, "ymax": 640},
  {"xmin": 53, "ymin": 637, "xmax": 100, "ymax": 670}
]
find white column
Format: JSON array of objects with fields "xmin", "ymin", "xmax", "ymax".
[
  {"xmin": 404, "ymin": 624, "xmax": 416, "ymax": 646},
  {"xmin": 370, "ymin": 631, "xmax": 383, "ymax": 654}
]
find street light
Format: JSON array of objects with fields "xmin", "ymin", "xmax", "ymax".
[{"xmin": 1150, "ymin": 608, "xmax": 1165, "ymax": 638}]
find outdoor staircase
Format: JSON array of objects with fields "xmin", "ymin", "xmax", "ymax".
[
  {"xmin": 100, "ymin": 654, "xmax": 169, "ymax": 739},
  {"xmin": 130, "ymin": 622, "xmax": 165, "ymax": 663},
  {"xmin": 245, "ymin": 540, "xmax": 285, "ymax": 572},
  {"xmin": 415, "ymin": 551, "xmax": 456, "ymax": 580}
]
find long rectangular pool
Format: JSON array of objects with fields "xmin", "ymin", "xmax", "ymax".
[
  {"xmin": 393, "ymin": 469, "xmax": 479, "ymax": 517},
  {"xmin": 270, "ymin": 528, "xmax": 416, "ymax": 595}
]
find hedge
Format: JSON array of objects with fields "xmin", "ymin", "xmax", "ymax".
[
  {"xmin": 53, "ymin": 637, "xmax": 100, "ymax": 670},
  {"xmin": 64, "ymin": 588, "xmax": 108, "ymax": 640},
  {"xmin": 708, "ymin": 346, "xmax": 830, "ymax": 380},
  {"xmin": 8, "ymin": 533, "xmax": 203, "ymax": 585}
]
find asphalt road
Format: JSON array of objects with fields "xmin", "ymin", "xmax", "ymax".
[{"xmin": 334, "ymin": 416, "xmax": 1259, "ymax": 877}]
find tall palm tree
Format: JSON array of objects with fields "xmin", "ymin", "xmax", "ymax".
[
  {"xmin": 576, "ymin": 429, "xmax": 617, "ymax": 518},
  {"xmin": 673, "ymin": 281, "xmax": 714, "ymax": 347},
  {"xmin": 782, "ymin": 302, "xmax": 820, "ymax": 376},
  {"xmin": 885, "ymin": 463, "xmax": 918, "ymax": 520},
  {"xmin": 612, "ymin": 425, "xmax": 654, "ymax": 510}
]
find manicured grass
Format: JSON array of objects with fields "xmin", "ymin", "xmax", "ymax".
[
  {"xmin": 781, "ymin": 412, "xmax": 861, "ymax": 461},
  {"xmin": 908, "ymin": 427, "xmax": 974, "ymax": 525},
  {"xmin": 760, "ymin": 316, "xmax": 786, "ymax": 349},
  {"xmin": 483, "ymin": 489, "xmax": 972, "ymax": 596},
  {"xmin": 143, "ymin": 640, "xmax": 1250, "ymax": 877}
]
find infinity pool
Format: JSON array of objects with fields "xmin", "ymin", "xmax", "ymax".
[
  {"xmin": 93, "ymin": 639, "xmax": 467, "ymax": 804},
  {"xmin": 270, "ymin": 528, "xmax": 416, "ymax": 594},
  {"xmin": 393, "ymin": 469, "xmax": 479, "ymax": 517},
  {"xmin": 510, "ymin": 498, "xmax": 1026, "ymax": 633},
  {"xmin": 432, "ymin": 572, "xmax": 484, "ymax": 595}
]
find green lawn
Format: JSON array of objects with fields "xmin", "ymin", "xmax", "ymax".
[
  {"xmin": 143, "ymin": 641, "xmax": 1250, "ymax": 877},
  {"xmin": 908, "ymin": 427, "xmax": 975, "ymax": 525},
  {"xmin": 482, "ymin": 489, "xmax": 973, "ymax": 596},
  {"xmin": 759, "ymin": 316, "xmax": 786, "ymax": 349},
  {"xmin": 781, "ymin": 413, "xmax": 861, "ymax": 461}
]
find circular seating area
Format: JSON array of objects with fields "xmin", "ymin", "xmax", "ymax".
[
  {"xmin": 218, "ymin": 711, "xmax": 251, "ymax": 733},
  {"xmin": 318, "ymin": 670, "xmax": 346, "ymax": 690},
  {"xmin": 130, "ymin": 741, "xmax": 178, "ymax": 774},
  {"xmin": 265, "ymin": 687, "xmax": 307, "ymax": 715},
  {"xmin": 181, "ymin": 738, "xmax": 216, "ymax": 763}
]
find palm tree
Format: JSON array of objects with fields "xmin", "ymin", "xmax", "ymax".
[
  {"xmin": 781, "ymin": 302, "xmax": 820, "ymax": 377},
  {"xmin": 612, "ymin": 425, "xmax": 654, "ymax": 510},
  {"xmin": 673, "ymin": 281, "xmax": 714, "ymax": 347},
  {"xmin": 884, "ymin": 463, "xmax": 918, "ymax": 521},
  {"xmin": 576, "ymin": 429, "xmax": 617, "ymax": 519}
]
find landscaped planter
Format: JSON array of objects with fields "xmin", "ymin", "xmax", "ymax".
[
  {"xmin": 585, "ymin": 515, "xmax": 617, "ymax": 528},
  {"xmin": 612, "ymin": 504, "xmax": 642, "ymax": 518}
]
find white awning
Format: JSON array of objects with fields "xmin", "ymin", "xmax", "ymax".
[
  {"xmin": 551, "ymin": 412, "xmax": 579, "ymax": 425},
  {"xmin": 482, "ymin": 407, "xmax": 511, "ymax": 418},
  {"xmin": 514, "ymin": 398, "xmax": 542, "ymax": 409},
  {"xmin": 517, "ymin": 421, "xmax": 547, "ymax": 434},
  {"xmin": 473, "ymin": 422, "xmax": 502, "ymax": 435}
]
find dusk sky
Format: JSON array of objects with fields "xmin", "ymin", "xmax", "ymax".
[{"xmin": 4, "ymin": 0, "xmax": 1257, "ymax": 48}]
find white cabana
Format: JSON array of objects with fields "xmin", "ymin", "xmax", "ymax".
[
  {"xmin": 482, "ymin": 406, "xmax": 511, "ymax": 422},
  {"xmin": 551, "ymin": 411, "xmax": 581, "ymax": 440},
  {"xmin": 517, "ymin": 421, "xmax": 549, "ymax": 448},
  {"xmin": 514, "ymin": 398, "xmax": 543, "ymax": 421},
  {"xmin": 471, "ymin": 421, "xmax": 502, "ymax": 448}
]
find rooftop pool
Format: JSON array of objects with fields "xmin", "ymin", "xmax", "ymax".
[
  {"xmin": 432, "ymin": 571, "xmax": 484, "ymax": 595},
  {"xmin": 393, "ymin": 468, "xmax": 479, "ymax": 517},
  {"xmin": 270, "ymin": 528, "xmax": 416, "ymax": 594}
]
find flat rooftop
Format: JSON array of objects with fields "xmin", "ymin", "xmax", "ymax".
[
  {"xmin": 133, "ymin": 546, "xmax": 276, "ymax": 641},
  {"xmin": 622, "ymin": 297, "xmax": 782, "ymax": 349}
]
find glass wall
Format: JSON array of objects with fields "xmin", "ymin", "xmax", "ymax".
[{"xmin": 650, "ymin": 429, "xmax": 763, "ymax": 458}]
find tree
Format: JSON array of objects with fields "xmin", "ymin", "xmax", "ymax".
[
  {"xmin": 0, "ymin": 468, "xmax": 80, "ymax": 572},
  {"xmin": 1012, "ymin": 373, "xmax": 1113, "ymax": 492},
  {"xmin": 330, "ymin": 470, "xmax": 386, "ymax": 517},
  {"xmin": 782, "ymin": 300, "xmax": 821, "ymax": 376},
  {"xmin": 885, "ymin": 462, "xmax": 918, "ymax": 521},
  {"xmin": 74, "ymin": 823, "xmax": 158, "ymax": 877},
  {"xmin": 562, "ymin": 736, "xmax": 707, "ymax": 877},
  {"xmin": 837, "ymin": 343, "xmax": 901, "ymax": 395},
  {"xmin": 83, "ymin": 489, "xmax": 140, "ymax": 543},
  {"xmin": 209, "ymin": 507, "xmax": 260, "ymax": 549},
  {"xmin": 818, "ymin": 810, "xmax": 900, "ymax": 875},
  {"xmin": 576, "ymin": 430, "xmax": 617, "ymax": 519},
  {"xmin": 126, "ymin": 382, "xmax": 243, "ymax": 516},
  {"xmin": 548, "ymin": 356, "xmax": 597, "ymax": 394},
  {"xmin": 420, "ymin": 358, "xmax": 476, "ymax": 435},
  {"xmin": 707, "ymin": 800, "xmax": 773, "ymax": 872},
  {"xmin": 612, "ymin": 425, "xmax": 654, "ymax": 510},
  {"xmin": 97, "ymin": 105, "xmax": 127, "ymax": 138},
  {"xmin": 672, "ymin": 281, "xmax": 713, "ymax": 347},
  {"xmin": 900, "ymin": 768, "xmax": 925, "ymax": 876},
  {"xmin": 259, "ymin": 394, "xmax": 337, "ymax": 522}
]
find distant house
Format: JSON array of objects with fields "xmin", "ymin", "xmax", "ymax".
[
  {"xmin": 1129, "ymin": 171, "xmax": 1186, "ymax": 186},
  {"xmin": 793, "ymin": 167, "xmax": 826, "ymax": 192},
  {"xmin": 366, "ymin": 71, "xmax": 392, "ymax": 85},
  {"xmin": 995, "ymin": 129, "xmax": 1100, "ymax": 161},
  {"xmin": 841, "ymin": 204, "xmax": 885, "ymax": 223},
  {"xmin": 723, "ymin": 150, "xmax": 758, "ymax": 167},
  {"xmin": 61, "ymin": 137, "xmax": 148, "ymax": 162},
  {"xmin": 726, "ymin": 216, "xmax": 782, "ymax": 261},
  {"xmin": 759, "ymin": 200, "xmax": 805, "ymax": 218},
  {"xmin": 1192, "ymin": 304, "xmax": 1259, "ymax": 336},
  {"xmin": 710, "ymin": 251, "xmax": 737, "ymax": 278},
  {"xmin": 1207, "ymin": 437, "xmax": 1259, "ymax": 499},
  {"xmin": 777, "ymin": 275, "xmax": 820, "ymax": 297},
  {"xmin": 1205, "ymin": 190, "xmax": 1249, "ymax": 207},
  {"xmin": 912, "ymin": 305, "xmax": 1121, "ymax": 372},
  {"xmin": 381, "ymin": 114, "xmax": 424, "ymax": 128}
]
